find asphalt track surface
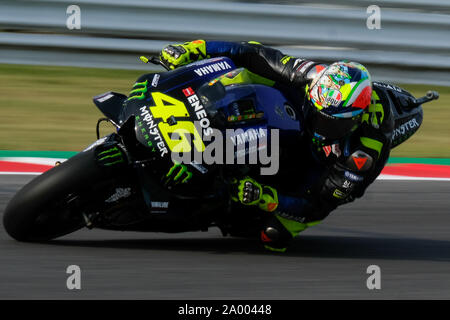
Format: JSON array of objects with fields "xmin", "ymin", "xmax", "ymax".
[{"xmin": 1, "ymin": 175, "xmax": 450, "ymax": 299}]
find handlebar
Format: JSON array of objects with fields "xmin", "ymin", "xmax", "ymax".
[
  {"xmin": 139, "ymin": 55, "xmax": 171, "ymax": 71},
  {"xmin": 412, "ymin": 90, "xmax": 439, "ymax": 108}
]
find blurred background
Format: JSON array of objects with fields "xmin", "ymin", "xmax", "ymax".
[{"xmin": 0, "ymin": 0, "xmax": 449, "ymax": 156}]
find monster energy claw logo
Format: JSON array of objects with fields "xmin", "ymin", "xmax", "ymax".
[
  {"xmin": 164, "ymin": 162, "xmax": 193, "ymax": 185},
  {"xmin": 128, "ymin": 80, "xmax": 148, "ymax": 100},
  {"xmin": 97, "ymin": 146, "xmax": 125, "ymax": 166}
]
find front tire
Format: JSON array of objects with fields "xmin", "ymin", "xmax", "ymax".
[{"xmin": 3, "ymin": 149, "xmax": 114, "ymax": 241}]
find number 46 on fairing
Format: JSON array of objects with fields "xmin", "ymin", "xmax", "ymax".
[{"xmin": 149, "ymin": 92, "xmax": 205, "ymax": 153}]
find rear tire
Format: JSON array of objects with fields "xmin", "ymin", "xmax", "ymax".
[{"xmin": 3, "ymin": 149, "xmax": 113, "ymax": 241}]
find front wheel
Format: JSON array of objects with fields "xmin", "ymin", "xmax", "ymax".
[{"xmin": 3, "ymin": 148, "xmax": 116, "ymax": 241}]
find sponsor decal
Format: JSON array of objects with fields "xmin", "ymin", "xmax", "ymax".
[
  {"xmin": 150, "ymin": 201, "xmax": 169, "ymax": 213},
  {"xmin": 323, "ymin": 145, "xmax": 332, "ymax": 157},
  {"xmin": 105, "ymin": 187, "xmax": 131, "ymax": 203},
  {"xmin": 194, "ymin": 61, "xmax": 232, "ymax": 77},
  {"xmin": 333, "ymin": 189, "xmax": 346, "ymax": 199},
  {"xmin": 138, "ymin": 107, "xmax": 169, "ymax": 157},
  {"xmin": 127, "ymin": 80, "xmax": 148, "ymax": 101},
  {"xmin": 97, "ymin": 146, "xmax": 124, "ymax": 166},
  {"xmin": 96, "ymin": 93, "xmax": 113, "ymax": 103},
  {"xmin": 344, "ymin": 170, "xmax": 364, "ymax": 182},
  {"xmin": 392, "ymin": 118, "xmax": 420, "ymax": 141},
  {"xmin": 278, "ymin": 210, "xmax": 306, "ymax": 223},
  {"xmin": 323, "ymin": 144, "xmax": 341, "ymax": 158},
  {"xmin": 151, "ymin": 201, "xmax": 169, "ymax": 208},
  {"xmin": 332, "ymin": 143, "xmax": 342, "ymax": 158},
  {"xmin": 296, "ymin": 61, "xmax": 314, "ymax": 74},
  {"xmin": 182, "ymin": 87, "xmax": 195, "ymax": 97},
  {"xmin": 166, "ymin": 162, "xmax": 193, "ymax": 184},
  {"xmin": 190, "ymin": 160, "xmax": 208, "ymax": 174},
  {"xmin": 280, "ymin": 56, "xmax": 292, "ymax": 65},
  {"xmin": 229, "ymin": 128, "xmax": 267, "ymax": 146},
  {"xmin": 353, "ymin": 156, "xmax": 368, "ymax": 170},
  {"xmin": 151, "ymin": 74, "xmax": 160, "ymax": 87},
  {"xmin": 325, "ymin": 90, "xmax": 342, "ymax": 107},
  {"xmin": 374, "ymin": 82, "xmax": 402, "ymax": 92},
  {"xmin": 342, "ymin": 180, "xmax": 352, "ymax": 189},
  {"xmin": 183, "ymin": 87, "xmax": 213, "ymax": 136}
]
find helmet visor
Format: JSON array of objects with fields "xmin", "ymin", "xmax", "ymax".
[{"xmin": 305, "ymin": 101, "xmax": 362, "ymax": 142}]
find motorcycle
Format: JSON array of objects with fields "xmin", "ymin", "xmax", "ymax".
[{"xmin": 3, "ymin": 56, "xmax": 439, "ymax": 242}]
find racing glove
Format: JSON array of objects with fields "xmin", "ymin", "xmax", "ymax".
[
  {"xmin": 319, "ymin": 163, "xmax": 361, "ymax": 207},
  {"xmin": 230, "ymin": 177, "xmax": 278, "ymax": 212},
  {"xmin": 160, "ymin": 40, "xmax": 209, "ymax": 70}
]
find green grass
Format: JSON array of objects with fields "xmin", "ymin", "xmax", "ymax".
[
  {"xmin": 389, "ymin": 84, "xmax": 450, "ymax": 158},
  {"xmin": 0, "ymin": 64, "xmax": 143, "ymax": 151},
  {"xmin": 0, "ymin": 64, "xmax": 449, "ymax": 157}
]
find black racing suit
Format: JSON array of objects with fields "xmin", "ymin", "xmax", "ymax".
[{"xmin": 205, "ymin": 41, "xmax": 395, "ymax": 251}]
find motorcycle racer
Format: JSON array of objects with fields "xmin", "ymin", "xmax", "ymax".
[{"xmin": 160, "ymin": 40, "xmax": 394, "ymax": 252}]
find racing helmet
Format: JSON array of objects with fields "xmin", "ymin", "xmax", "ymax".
[{"xmin": 304, "ymin": 61, "xmax": 372, "ymax": 145}]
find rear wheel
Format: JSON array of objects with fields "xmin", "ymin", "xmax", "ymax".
[{"xmin": 3, "ymin": 149, "xmax": 116, "ymax": 241}]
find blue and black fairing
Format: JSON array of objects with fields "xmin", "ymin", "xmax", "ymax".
[
  {"xmin": 198, "ymin": 82, "xmax": 303, "ymax": 160},
  {"xmin": 89, "ymin": 57, "xmax": 310, "ymax": 218},
  {"xmin": 121, "ymin": 57, "xmax": 238, "ymax": 153},
  {"xmin": 93, "ymin": 92, "xmax": 127, "ymax": 126},
  {"xmin": 372, "ymin": 82, "xmax": 424, "ymax": 149},
  {"xmin": 92, "ymin": 57, "xmax": 304, "ymax": 189},
  {"xmin": 92, "ymin": 57, "xmax": 238, "ymax": 129},
  {"xmin": 120, "ymin": 57, "xmax": 302, "ymax": 159},
  {"xmin": 201, "ymin": 84, "xmax": 301, "ymax": 131}
]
